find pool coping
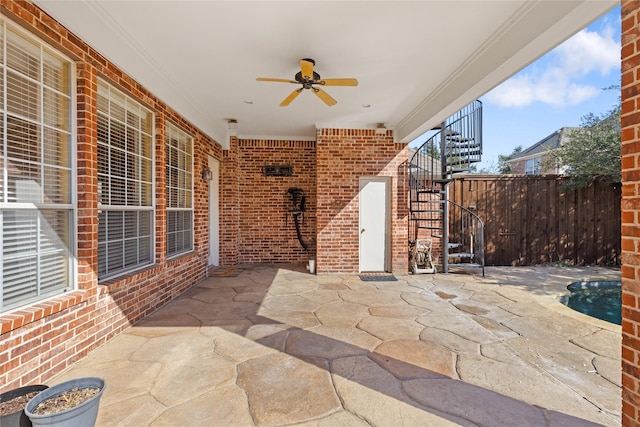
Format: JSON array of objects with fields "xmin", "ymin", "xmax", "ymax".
[{"xmin": 540, "ymin": 277, "xmax": 622, "ymax": 333}]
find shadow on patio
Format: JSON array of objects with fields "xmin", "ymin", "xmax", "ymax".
[{"xmin": 51, "ymin": 264, "xmax": 621, "ymax": 426}]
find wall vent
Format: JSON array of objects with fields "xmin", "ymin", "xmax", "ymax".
[{"xmin": 263, "ymin": 165, "xmax": 293, "ymax": 176}]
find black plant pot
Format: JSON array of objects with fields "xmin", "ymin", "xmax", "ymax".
[{"xmin": 0, "ymin": 385, "xmax": 49, "ymax": 427}]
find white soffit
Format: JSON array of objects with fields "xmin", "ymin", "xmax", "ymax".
[{"xmin": 31, "ymin": 1, "xmax": 617, "ymax": 145}]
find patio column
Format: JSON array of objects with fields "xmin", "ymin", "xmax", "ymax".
[{"xmin": 221, "ymin": 135, "xmax": 240, "ymax": 265}]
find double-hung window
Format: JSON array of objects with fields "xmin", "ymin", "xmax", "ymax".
[
  {"xmin": 0, "ymin": 21, "xmax": 74, "ymax": 311},
  {"xmin": 525, "ymin": 157, "xmax": 542, "ymax": 175},
  {"xmin": 166, "ymin": 124, "xmax": 193, "ymax": 258},
  {"xmin": 97, "ymin": 81, "xmax": 154, "ymax": 279}
]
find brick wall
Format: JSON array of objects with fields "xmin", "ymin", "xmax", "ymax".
[
  {"xmin": 0, "ymin": 2, "xmax": 222, "ymax": 391},
  {"xmin": 0, "ymin": 0, "xmax": 415, "ymax": 390},
  {"xmin": 316, "ymin": 128, "xmax": 408, "ymax": 273},
  {"xmin": 621, "ymin": 1, "xmax": 640, "ymax": 424},
  {"xmin": 238, "ymin": 139, "xmax": 316, "ymax": 263},
  {"xmin": 221, "ymin": 136, "xmax": 240, "ymax": 265}
]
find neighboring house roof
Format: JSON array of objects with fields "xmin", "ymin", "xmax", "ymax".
[{"xmin": 509, "ymin": 127, "xmax": 577, "ymax": 163}]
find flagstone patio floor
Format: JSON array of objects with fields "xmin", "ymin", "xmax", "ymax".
[{"xmin": 50, "ymin": 264, "xmax": 621, "ymax": 426}]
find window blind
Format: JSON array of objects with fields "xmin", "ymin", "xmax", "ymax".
[
  {"xmin": 97, "ymin": 81, "xmax": 154, "ymax": 279},
  {"xmin": 0, "ymin": 21, "xmax": 73, "ymax": 311},
  {"xmin": 165, "ymin": 124, "xmax": 193, "ymax": 258}
]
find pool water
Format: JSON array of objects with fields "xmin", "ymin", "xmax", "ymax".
[{"xmin": 561, "ymin": 280, "xmax": 621, "ymax": 325}]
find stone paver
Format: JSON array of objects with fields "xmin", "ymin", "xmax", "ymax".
[
  {"xmin": 48, "ymin": 264, "xmax": 621, "ymax": 426},
  {"xmin": 237, "ymin": 353, "xmax": 340, "ymax": 425}
]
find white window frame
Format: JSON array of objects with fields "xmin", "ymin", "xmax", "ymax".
[
  {"xmin": 97, "ymin": 80, "xmax": 154, "ymax": 280},
  {"xmin": 0, "ymin": 19, "xmax": 76, "ymax": 311},
  {"xmin": 165, "ymin": 123, "xmax": 194, "ymax": 258},
  {"xmin": 525, "ymin": 157, "xmax": 542, "ymax": 175}
]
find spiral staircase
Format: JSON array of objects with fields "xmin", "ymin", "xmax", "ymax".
[{"xmin": 409, "ymin": 100, "xmax": 485, "ymax": 275}]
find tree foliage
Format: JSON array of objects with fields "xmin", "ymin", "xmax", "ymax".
[
  {"xmin": 548, "ymin": 105, "xmax": 621, "ymax": 190},
  {"xmin": 497, "ymin": 145, "xmax": 523, "ymax": 174}
]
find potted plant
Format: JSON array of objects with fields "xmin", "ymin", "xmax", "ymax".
[
  {"xmin": 0, "ymin": 385, "xmax": 49, "ymax": 427},
  {"xmin": 24, "ymin": 377, "xmax": 105, "ymax": 427}
]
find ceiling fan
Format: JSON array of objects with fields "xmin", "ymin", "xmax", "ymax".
[{"xmin": 257, "ymin": 58, "xmax": 358, "ymax": 106}]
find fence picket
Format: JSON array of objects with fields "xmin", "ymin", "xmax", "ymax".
[{"xmin": 450, "ymin": 175, "xmax": 620, "ymax": 266}]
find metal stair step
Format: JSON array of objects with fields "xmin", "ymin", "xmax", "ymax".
[
  {"xmin": 413, "ymin": 204, "xmax": 445, "ymax": 210},
  {"xmin": 417, "ymin": 225, "xmax": 441, "ymax": 230},
  {"xmin": 447, "ymin": 142, "xmax": 481, "ymax": 149},
  {"xmin": 447, "ymin": 154, "xmax": 482, "ymax": 165},
  {"xmin": 448, "ymin": 252, "xmax": 475, "ymax": 259},
  {"xmin": 448, "ymin": 262, "xmax": 483, "ymax": 268},
  {"xmin": 447, "ymin": 150, "xmax": 482, "ymax": 160},
  {"xmin": 411, "ymin": 201, "xmax": 444, "ymax": 207},
  {"xmin": 448, "ymin": 243, "xmax": 462, "ymax": 249},
  {"xmin": 431, "ymin": 126, "xmax": 460, "ymax": 137},
  {"xmin": 414, "ymin": 198, "xmax": 445, "ymax": 204},
  {"xmin": 445, "ymin": 137, "xmax": 474, "ymax": 143}
]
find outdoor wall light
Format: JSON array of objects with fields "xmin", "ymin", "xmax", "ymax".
[
  {"xmin": 202, "ymin": 166, "xmax": 212, "ymax": 181},
  {"xmin": 375, "ymin": 123, "xmax": 387, "ymax": 135}
]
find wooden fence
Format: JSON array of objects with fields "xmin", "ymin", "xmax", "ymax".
[{"xmin": 449, "ymin": 175, "xmax": 621, "ymax": 266}]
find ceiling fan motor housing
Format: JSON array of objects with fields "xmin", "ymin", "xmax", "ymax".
[{"xmin": 295, "ymin": 71, "xmax": 321, "ymax": 87}]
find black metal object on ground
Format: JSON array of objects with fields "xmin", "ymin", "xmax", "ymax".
[{"xmin": 359, "ymin": 275, "xmax": 398, "ymax": 282}]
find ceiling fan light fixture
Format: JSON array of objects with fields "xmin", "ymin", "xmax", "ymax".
[{"xmin": 257, "ymin": 58, "xmax": 357, "ymax": 106}]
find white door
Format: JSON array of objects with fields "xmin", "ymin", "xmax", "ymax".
[
  {"xmin": 359, "ymin": 177, "xmax": 390, "ymax": 272},
  {"xmin": 208, "ymin": 157, "xmax": 220, "ymax": 266}
]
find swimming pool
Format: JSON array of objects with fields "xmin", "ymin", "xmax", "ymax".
[{"xmin": 559, "ymin": 280, "xmax": 621, "ymax": 325}]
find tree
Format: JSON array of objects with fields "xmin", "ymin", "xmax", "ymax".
[
  {"xmin": 497, "ymin": 145, "xmax": 523, "ymax": 174},
  {"xmin": 548, "ymin": 104, "xmax": 621, "ymax": 190}
]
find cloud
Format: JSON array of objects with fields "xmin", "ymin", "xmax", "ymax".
[
  {"xmin": 556, "ymin": 27, "xmax": 619, "ymax": 76},
  {"xmin": 485, "ymin": 25, "xmax": 620, "ymax": 108}
]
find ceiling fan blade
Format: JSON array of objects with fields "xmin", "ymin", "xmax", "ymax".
[
  {"xmin": 312, "ymin": 87, "xmax": 337, "ymax": 106},
  {"xmin": 280, "ymin": 88, "xmax": 303, "ymax": 106},
  {"xmin": 317, "ymin": 78, "xmax": 358, "ymax": 86},
  {"xmin": 300, "ymin": 59, "xmax": 314, "ymax": 81},
  {"xmin": 257, "ymin": 77, "xmax": 298, "ymax": 83}
]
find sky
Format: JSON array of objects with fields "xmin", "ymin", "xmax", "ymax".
[{"xmin": 473, "ymin": 6, "xmax": 621, "ymax": 172}]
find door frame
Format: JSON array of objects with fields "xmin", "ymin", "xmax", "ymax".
[
  {"xmin": 358, "ymin": 176, "xmax": 392, "ymax": 272},
  {"xmin": 208, "ymin": 156, "xmax": 220, "ymax": 267}
]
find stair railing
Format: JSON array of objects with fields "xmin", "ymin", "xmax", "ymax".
[
  {"xmin": 441, "ymin": 101, "xmax": 483, "ymax": 177},
  {"xmin": 409, "ymin": 100, "xmax": 482, "ymax": 186},
  {"xmin": 408, "ymin": 100, "xmax": 484, "ymax": 275},
  {"xmin": 446, "ymin": 199, "xmax": 485, "ymax": 276}
]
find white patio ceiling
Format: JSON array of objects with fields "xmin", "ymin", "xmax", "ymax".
[{"xmin": 33, "ymin": 1, "xmax": 617, "ymax": 148}]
